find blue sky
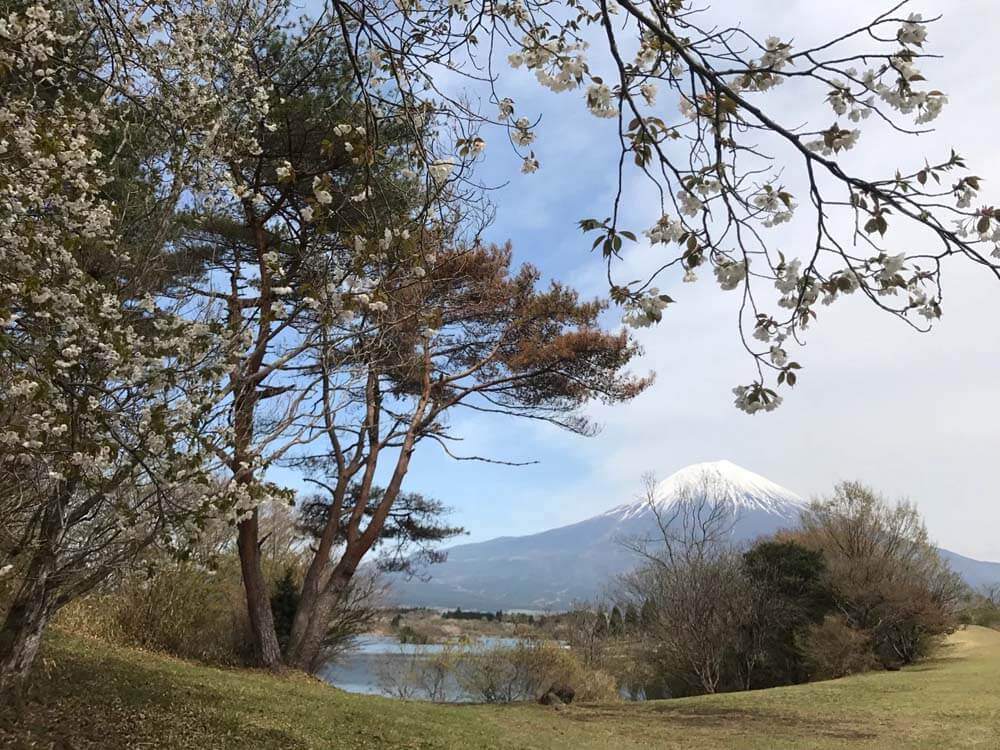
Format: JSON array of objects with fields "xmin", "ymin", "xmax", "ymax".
[{"xmin": 295, "ymin": 1, "xmax": 1000, "ymax": 560}]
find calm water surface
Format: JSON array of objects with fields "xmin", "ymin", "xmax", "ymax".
[{"xmin": 317, "ymin": 635, "xmax": 529, "ymax": 700}]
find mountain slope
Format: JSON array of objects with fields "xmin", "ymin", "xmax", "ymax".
[
  {"xmin": 388, "ymin": 460, "xmax": 1000, "ymax": 610},
  {"xmin": 388, "ymin": 460, "xmax": 806, "ymax": 610},
  {"xmin": 938, "ymin": 549, "xmax": 1000, "ymax": 591}
]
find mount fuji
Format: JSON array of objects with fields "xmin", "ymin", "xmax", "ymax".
[{"xmin": 387, "ymin": 460, "xmax": 1000, "ymax": 610}]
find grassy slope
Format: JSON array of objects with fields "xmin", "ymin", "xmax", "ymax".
[{"xmin": 3, "ymin": 627, "xmax": 1000, "ymax": 749}]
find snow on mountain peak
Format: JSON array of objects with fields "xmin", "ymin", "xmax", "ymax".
[{"xmin": 609, "ymin": 460, "xmax": 804, "ymax": 521}]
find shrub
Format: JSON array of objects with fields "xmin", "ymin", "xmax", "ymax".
[
  {"xmin": 375, "ymin": 649, "xmax": 428, "ymax": 700},
  {"xmin": 413, "ymin": 648, "xmax": 460, "ymax": 702},
  {"xmin": 58, "ymin": 558, "xmax": 252, "ymax": 665},
  {"xmin": 793, "ymin": 482, "xmax": 962, "ymax": 669},
  {"xmin": 797, "ymin": 615, "xmax": 876, "ymax": 680},
  {"xmin": 571, "ymin": 666, "xmax": 619, "ymax": 703},
  {"xmin": 958, "ymin": 595, "xmax": 1000, "ymax": 629},
  {"xmin": 458, "ymin": 641, "xmax": 618, "ymax": 704},
  {"xmin": 456, "ymin": 646, "xmax": 522, "ymax": 703},
  {"xmin": 379, "ymin": 639, "xmax": 619, "ymax": 704}
]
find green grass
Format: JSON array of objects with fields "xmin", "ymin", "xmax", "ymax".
[{"xmin": 4, "ymin": 627, "xmax": 1000, "ymax": 749}]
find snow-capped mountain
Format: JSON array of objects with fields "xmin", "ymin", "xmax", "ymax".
[
  {"xmin": 603, "ymin": 459, "xmax": 805, "ymax": 522},
  {"xmin": 387, "ymin": 459, "xmax": 1000, "ymax": 610},
  {"xmin": 387, "ymin": 461, "xmax": 807, "ymax": 610}
]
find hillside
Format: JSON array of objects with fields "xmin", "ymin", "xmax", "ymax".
[
  {"xmin": 4, "ymin": 627, "xmax": 1000, "ymax": 749},
  {"xmin": 388, "ymin": 461, "xmax": 1000, "ymax": 610}
]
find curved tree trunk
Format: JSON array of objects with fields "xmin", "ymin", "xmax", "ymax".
[
  {"xmin": 0, "ymin": 483, "xmax": 77, "ymax": 705},
  {"xmin": 286, "ymin": 478, "xmax": 350, "ymax": 666},
  {"xmin": 287, "ymin": 562, "xmax": 354, "ymax": 672},
  {"xmin": 236, "ymin": 510, "xmax": 283, "ymax": 669},
  {"xmin": 0, "ymin": 590, "xmax": 51, "ymax": 710},
  {"xmin": 0, "ymin": 587, "xmax": 50, "ymax": 708},
  {"xmin": 286, "ymin": 557, "xmax": 329, "ymax": 667},
  {"xmin": 286, "ymin": 367, "xmax": 427, "ymax": 672}
]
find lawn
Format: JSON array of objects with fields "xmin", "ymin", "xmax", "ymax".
[{"xmin": 3, "ymin": 627, "xmax": 999, "ymax": 749}]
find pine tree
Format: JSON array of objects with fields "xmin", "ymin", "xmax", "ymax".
[
  {"xmin": 270, "ymin": 568, "xmax": 300, "ymax": 651},
  {"xmin": 624, "ymin": 603, "xmax": 640, "ymax": 633},
  {"xmin": 609, "ymin": 606, "xmax": 624, "ymax": 637},
  {"xmin": 593, "ymin": 609, "xmax": 609, "ymax": 639},
  {"xmin": 640, "ymin": 599, "xmax": 657, "ymax": 631}
]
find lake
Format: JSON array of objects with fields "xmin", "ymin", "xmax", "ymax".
[{"xmin": 317, "ymin": 635, "xmax": 536, "ymax": 701}]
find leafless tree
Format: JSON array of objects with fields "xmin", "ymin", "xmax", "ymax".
[
  {"xmin": 320, "ymin": 572, "xmax": 387, "ymax": 664},
  {"xmin": 621, "ymin": 471, "xmax": 737, "ymax": 569},
  {"xmin": 792, "ymin": 481, "xmax": 963, "ymax": 666},
  {"xmin": 552, "ymin": 601, "xmax": 612, "ymax": 669},
  {"xmin": 617, "ymin": 472, "xmax": 751, "ymax": 694},
  {"xmin": 621, "ymin": 550, "xmax": 750, "ymax": 695}
]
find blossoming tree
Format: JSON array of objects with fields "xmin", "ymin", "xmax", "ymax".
[
  {"xmin": 0, "ymin": 3, "xmax": 223, "ymax": 701},
  {"xmin": 312, "ymin": 0, "xmax": 998, "ymax": 412}
]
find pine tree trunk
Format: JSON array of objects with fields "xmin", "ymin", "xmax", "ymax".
[
  {"xmin": 286, "ymin": 558, "xmax": 327, "ymax": 670},
  {"xmin": 287, "ymin": 477, "xmax": 354, "ymax": 670},
  {"xmin": 230, "ymin": 356, "xmax": 283, "ymax": 668},
  {"xmin": 286, "ymin": 566, "xmax": 352, "ymax": 673},
  {"xmin": 236, "ymin": 511, "xmax": 283, "ymax": 669},
  {"xmin": 286, "ymin": 384, "xmax": 424, "ymax": 672}
]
